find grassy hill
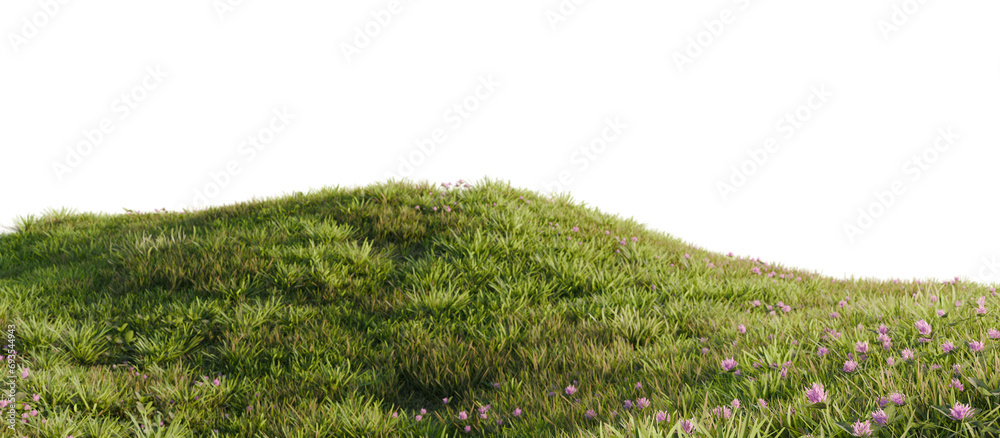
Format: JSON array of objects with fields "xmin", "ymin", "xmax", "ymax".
[{"xmin": 0, "ymin": 179, "xmax": 997, "ymax": 437}]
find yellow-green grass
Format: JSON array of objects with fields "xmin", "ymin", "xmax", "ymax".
[{"xmin": 0, "ymin": 178, "xmax": 997, "ymax": 437}]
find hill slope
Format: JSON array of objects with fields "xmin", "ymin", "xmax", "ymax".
[{"xmin": 0, "ymin": 179, "xmax": 997, "ymax": 437}]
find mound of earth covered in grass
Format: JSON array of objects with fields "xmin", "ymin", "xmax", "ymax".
[{"xmin": 0, "ymin": 178, "xmax": 997, "ymax": 437}]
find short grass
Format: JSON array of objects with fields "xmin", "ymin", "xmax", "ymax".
[{"xmin": 0, "ymin": 178, "xmax": 998, "ymax": 437}]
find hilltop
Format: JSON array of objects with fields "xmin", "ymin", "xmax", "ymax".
[{"xmin": 0, "ymin": 179, "xmax": 997, "ymax": 437}]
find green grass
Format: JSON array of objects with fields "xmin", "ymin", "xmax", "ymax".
[{"xmin": 1, "ymin": 178, "xmax": 998, "ymax": 437}]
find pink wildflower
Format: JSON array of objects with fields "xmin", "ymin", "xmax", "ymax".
[
  {"xmin": 941, "ymin": 342, "xmax": 955, "ymax": 353},
  {"xmin": 855, "ymin": 341, "xmax": 869, "ymax": 354},
  {"xmin": 852, "ymin": 420, "xmax": 874, "ymax": 437},
  {"xmin": 950, "ymin": 402, "xmax": 974, "ymax": 421},
  {"xmin": 888, "ymin": 392, "xmax": 905, "ymax": 405},
  {"xmin": 805, "ymin": 383, "xmax": 828, "ymax": 404},
  {"xmin": 680, "ymin": 419, "xmax": 695, "ymax": 434},
  {"xmin": 721, "ymin": 357, "xmax": 738, "ymax": 372},
  {"xmin": 915, "ymin": 320, "xmax": 932, "ymax": 335},
  {"xmin": 872, "ymin": 409, "xmax": 888, "ymax": 425},
  {"xmin": 712, "ymin": 406, "xmax": 732, "ymax": 419}
]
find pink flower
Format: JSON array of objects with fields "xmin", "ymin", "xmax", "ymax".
[
  {"xmin": 872, "ymin": 409, "xmax": 888, "ymax": 425},
  {"xmin": 464, "ymin": 425, "xmax": 471, "ymax": 432},
  {"xmin": 712, "ymin": 406, "xmax": 732, "ymax": 419},
  {"xmin": 852, "ymin": 420, "xmax": 874, "ymax": 437},
  {"xmin": 656, "ymin": 411, "xmax": 669, "ymax": 422},
  {"xmin": 888, "ymin": 392, "xmax": 905, "ymax": 405},
  {"xmin": 513, "ymin": 408, "xmax": 522, "ymax": 417},
  {"xmin": 623, "ymin": 400, "xmax": 633, "ymax": 409},
  {"xmin": 989, "ymin": 329, "xmax": 1000, "ymax": 339},
  {"xmin": 721, "ymin": 357, "xmax": 738, "ymax": 372},
  {"xmin": 415, "ymin": 415, "xmax": 422, "ymax": 421},
  {"xmin": 915, "ymin": 320, "xmax": 932, "ymax": 335},
  {"xmin": 817, "ymin": 346, "xmax": 829, "ymax": 356},
  {"xmin": 458, "ymin": 411, "xmax": 467, "ymax": 420},
  {"xmin": 680, "ymin": 419, "xmax": 695, "ymax": 434},
  {"xmin": 636, "ymin": 397, "xmax": 650, "ymax": 409},
  {"xmin": 584, "ymin": 409, "xmax": 596, "ymax": 420},
  {"xmin": 950, "ymin": 378, "xmax": 964, "ymax": 391},
  {"xmin": 877, "ymin": 325, "xmax": 889, "ymax": 335},
  {"xmin": 936, "ymin": 309, "xmax": 946, "ymax": 317},
  {"xmin": 737, "ymin": 324, "xmax": 746, "ymax": 334},
  {"xmin": 731, "ymin": 398, "xmax": 741, "ymax": 410},
  {"xmin": 442, "ymin": 397, "xmax": 449, "ymax": 404},
  {"xmin": 941, "ymin": 342, "xmax": 955, "ymax": 353},
  {"xmin": 886, "ymin": 356, "xmax": 896, "ymax": 366},
  {"xmin": 20, "ymin": 368, "xmax": 28, "ymax": 379},
  {"xmin": 805, "ymin": 383, "xmax": 828, "ymax": 404},
  {"xmin": 950, "ymin": 402, "xmax": 974, "ymax": 421},
  {"xmin": 930, "ymin": 295, "xmax": 939, "ymax": 302},
  {"xmin": 878, "ymin": 334, "xmax": 892, "ymax": 349},
  {"xmin": 969, "ymin": 341, "xmax": 984, "ymax": 352},
  {"xmin": 565, "ymin": 385, "xmax": 577, "ymax": 395},
  {"xmin": 855, "ymin": 341, "xmax": 869, "ymax": 354},
  {"xmin": 213, "ymin": 378, "xmax": 220, "ymax": 386},
  {"xmin": 758, "ymin": 399, "xmax": 767, "ymax": 409},
  {"xmin": 843, "ymin": 359, "xmax": 858, "ymax": 373}
]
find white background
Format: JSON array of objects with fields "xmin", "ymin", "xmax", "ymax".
[{"xmin": 2, "ymin": 0, "xmax": 998, "ymax": 284}]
